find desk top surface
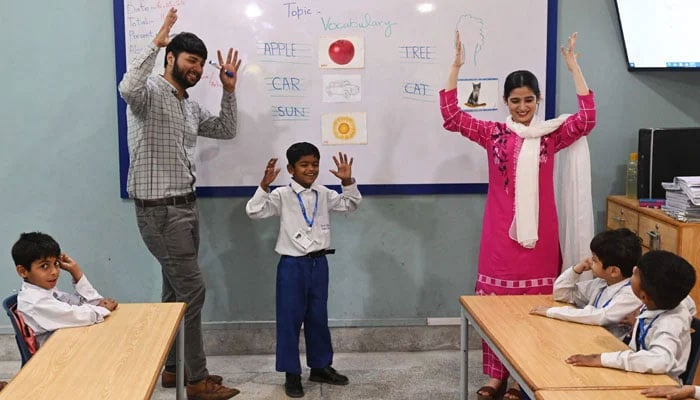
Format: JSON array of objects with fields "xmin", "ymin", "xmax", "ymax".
[
  {"xmin": 535, "ymin": 389, "xmax": 682, "ymax": 400},
  {"xmin": 460, "ymin": 295, "xmax": 678, "ymax": 391},
  {"xmin": 0, "ymin": 302, "xmax": 185, "ymax": 399}
]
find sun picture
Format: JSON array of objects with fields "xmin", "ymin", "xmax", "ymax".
[
  {"xmin": 333, "ymin": 116, "xmax": 356, "ymax": 140},
  {"xmin": 321, "ymin": 112, "xmax": 367, "ymax": 145}
]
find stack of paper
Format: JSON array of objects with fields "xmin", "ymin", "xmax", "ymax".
[{"xmin": 661, "ymin": 177, "xmax": 700, "ymax": 222}]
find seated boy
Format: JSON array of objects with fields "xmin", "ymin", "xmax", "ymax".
[
  {"xmin": 566, "ymin": 250, "xmax": 696, "ymax": 382},
  {"xmin": 246, "ymin": 142, "xmax": 361, "ymax": 398},
  {"xmin": 530, "ymin": 228, "xmax": 643, "ymax": 340},
  {"xmin": 12, "ymin": 232, "xmax": 118, "ymax": 347}
]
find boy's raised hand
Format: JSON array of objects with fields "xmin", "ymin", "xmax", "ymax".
[
  {"xmin": 330, "ymin": 152, "xmax": 354, "ymax": 186},
  {"xmin": 59, "ymin": 253, "xmax": 83, "ymax": 282},
  {"xmin": 260, "ymin": 158, "xmax": 281, "ymax": 192},
  {"xmin": 153, "ymin": 8, "xmax": 177, "ymax": 48}
]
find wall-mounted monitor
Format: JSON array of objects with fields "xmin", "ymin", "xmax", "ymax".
[{"xmin": 614, "ymin": 0, "xmax": 700, "ymax": 70}]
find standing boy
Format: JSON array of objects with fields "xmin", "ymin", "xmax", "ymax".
[
  {"xmin": 566, "ymin": 250, "xmax": 697, "ymax": 382},
  {"xmin": 118, "ymin": 7, "xmax": 241, "ymax": 399},
  {"xmin": 530, "ymin": 228, "xmax": 643, "ymax": 340},
  {"xmin": 246, "ymin": 142, "xmax": 361, "ymax": 398}
]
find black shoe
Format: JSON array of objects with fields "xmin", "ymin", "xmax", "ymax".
[
  {"xmin": 309, "ymin": 366, "xmax": 349, "ymax": 385},
  {"xmin": 285, "ymin": 373, "xmax": 304, "ymax": 398}
]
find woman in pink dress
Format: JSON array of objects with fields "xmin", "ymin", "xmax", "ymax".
[{"xmin": 440, "ymin": 32, "xmax": 596, "ymax": 400}]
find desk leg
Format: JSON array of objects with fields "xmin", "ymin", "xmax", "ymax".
[
  {"xmin": 461, "ymin": 308, "xmax": 468, "ymax": 400},
  {"xmin": 464, "ymin": 310, "xmax": 535, "ymax": 400},
  {"xmin": 176, "ymin": 318, "xmax": 185, "ymax": 400}
]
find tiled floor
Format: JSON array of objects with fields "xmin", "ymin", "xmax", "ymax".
[{"xmin": 0, "ymin": 350, "xmax": 489, "ymax": 399}]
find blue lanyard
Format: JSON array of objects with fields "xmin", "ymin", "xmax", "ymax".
[
  {"xmin": 593, "ymin": 281, "xmax": 631, "ymax": 308},
  {"xmin": 293, "ymin": 186, "xmax": 318, "ymax": 230},
  {"xmin": 635, "ymin": 308, "xmax": 661, "ymax": 350}
]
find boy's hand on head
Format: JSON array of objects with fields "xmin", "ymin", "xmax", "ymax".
[
  {"xmin": 566, "ymin": 354, "xmax": 601, "ymax": 367},
  {"xmin": 330, "ymin": 152, "xmax": 354, "ymax": 186},
  {"xmin": 529, "ymin": 305, "xmax": 551, "ymax": 316},
  {"xmin": 59, "ymin": 253, "xmax": 83, "ymax": 282},
  {"xmin": 573, "ymin": 257, "xmax": 593, "ymax": 274},
  {"xmin": 641, "ymin": 385, "xmax": 695, "ymax": 399},
  {"xmin": 260, "ymin": 158, "xmax": 281, "ymax": 192},
  {"xmin": 98, "ymin": 298, "xmax": 118, "ymax": 312},
  {"xmin": 153, "ymin": 8, "xmax": 177, "ymax": 47}
]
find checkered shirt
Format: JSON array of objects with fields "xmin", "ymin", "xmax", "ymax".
[{"xmin": 118, "ymin": 42, "xmax": 237, "ymax": 199}]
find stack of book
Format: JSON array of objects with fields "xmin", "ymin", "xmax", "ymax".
[{"xmin": 661, "ymin": 176, "xmax": 700, "ymax": 222}]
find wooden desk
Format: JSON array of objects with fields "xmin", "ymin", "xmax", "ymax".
[
  {"xmin": 459, "ymin": 295, "xmax": 677, "ymax": 400},
  {"xmin": 0, "ymin": 303, "xmax": 186, "ymax": 400},
  {"xmin": 536, "ymin": 389, "xmax": 689, "ymax": 400}
]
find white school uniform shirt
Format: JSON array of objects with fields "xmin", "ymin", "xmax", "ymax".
[
  {"xmin": 549, "ymin": 266, "xmax": 642, "ymax": 340},
  {"xmin": 17, "ymin": 276, "xmax": 111, "ymax": 346},
  {"xmin": 246, "ymin": 180, "xmax": 361, "ymax": 256},
  {"xmin": 600, "ymin": 297, "xmax": 696, "ymax": 382}
]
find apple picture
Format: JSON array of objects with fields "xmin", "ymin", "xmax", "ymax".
[{"xmin": 328, "ymin": 39, "xmax": 355, "ymax": 65}]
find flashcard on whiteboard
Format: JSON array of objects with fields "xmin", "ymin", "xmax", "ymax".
[
  {"xmin": 319, "ymin": 36, "xmax": 365, "ymax": 69},
  {"xmin": 323, "ymin": 74, "xmax": 361, "ymax": 103},
  {"xmin": 321, "ymin": 112, "xmax": 367, "ymax": 145}
]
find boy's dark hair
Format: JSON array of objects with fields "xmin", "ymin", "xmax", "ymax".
[
  {"xmin": 503, "ymin": 70, "xmax": 541, "ymax": 101},
  {"xmin": 286, "ymin": 142, "xmax": 320, "ymax": 166},
  {"xmin": 11, "ymin": 232, "xmax": 61, "ymax": 270},
  {"xmin": 589, "ymin": 228, "xmax": 642, "ymax": 277},
  {"xmin": 164, "ymin": 32, "xmax": 208, "ymax": 68},
  {"xmin": 637, "ymin": 250, "xmax": 696, "ymax": 310}
]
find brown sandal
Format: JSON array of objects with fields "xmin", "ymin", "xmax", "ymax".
[
  {"xmin": 503, "ymin": 388, "xmax": 523, "ymax": 400},
  {"xmin": 477, "ymin": 384, "xmax": 506, "ymax": 400}
]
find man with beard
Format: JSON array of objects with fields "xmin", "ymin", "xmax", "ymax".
[{"xmin": 118, "ymin": 7, "xmax": 241, "ymax": 400}]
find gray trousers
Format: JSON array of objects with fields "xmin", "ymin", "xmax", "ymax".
[{"xmin": 135, "ymin": 201, "xmax": 209, "ymax": 382}]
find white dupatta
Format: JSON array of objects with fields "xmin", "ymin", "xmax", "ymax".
[{"xmin": 506, "ymin": 114, "xmax": 569, "ymax": 248}]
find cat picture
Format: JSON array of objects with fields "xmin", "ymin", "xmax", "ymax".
[{"xmin": 465, "ymin": 82, "xmax": 486, "ymax": 107}]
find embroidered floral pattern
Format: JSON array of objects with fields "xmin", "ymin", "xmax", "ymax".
[{"xmin": 490, "ymin": 127, "xmax": 552, "ymax": 194}]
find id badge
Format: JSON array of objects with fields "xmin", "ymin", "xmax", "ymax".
[{"xmin": 293, "ymin": 229, "xmax": 313, "ymax": 250}]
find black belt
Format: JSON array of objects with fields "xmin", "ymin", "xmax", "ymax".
[
  {"xmin": 306, "ymin": 249, "xmax": 335, "ymax": 258},
  {"xmin": 133, "ymin": 192, "xmax": 196, "ymax": 208}
]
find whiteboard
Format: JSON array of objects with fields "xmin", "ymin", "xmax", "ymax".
[{"xmin": 114, "ymin": 0, "xmax": 557, "ymax": 197}]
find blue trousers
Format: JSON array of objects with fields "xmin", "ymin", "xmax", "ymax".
[{"xmin": 276, "ymin": 255, "xmax": 333, "ymax": 374}]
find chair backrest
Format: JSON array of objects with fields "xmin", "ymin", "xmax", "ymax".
[
  {"xmin": 2, "ymin": 294, "xmax": 38, "ymax": 366},
  {"xmin": 681, "ymin": 317, "xmax": 700, "ymax": 385}
]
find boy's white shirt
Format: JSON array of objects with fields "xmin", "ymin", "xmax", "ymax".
[
  {"xmin": 17, "ymin": 275, "xmax": 110, "ymax": 346},
  {"xmin": 695, "ymin": 386, "xmax": 700, "ymax": 400},
  {"xmin": 549, "ymin": 266, "xmax": 642, "ymax": 340},
  {"xmin": 600, "ymin": 297, "xmax": 696, "ymax": 382},
  {"xmin": 245, "ymin": 180, "xmax": 361, "ymax": 256}
]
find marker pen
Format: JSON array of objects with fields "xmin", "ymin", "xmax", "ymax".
[{"xmin": 208, "ymin": 61, "xmax": 234, "ymax": 78}]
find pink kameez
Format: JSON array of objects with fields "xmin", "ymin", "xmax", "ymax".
[{"xmin": 439, "ymin": 88, "xmax": 596, "ymax": 378}]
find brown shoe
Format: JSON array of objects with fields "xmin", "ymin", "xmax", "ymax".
[
  {"xmin": 162, "ymin": 370, "xmax": 223, "ymax": 388},
  {"xmin": 0, "ymin": 381, "xmax": 7, "ymax": 391},
  {"xmin": 186, "ymin": 376, "xmax": 239, "ymax": 400}
]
